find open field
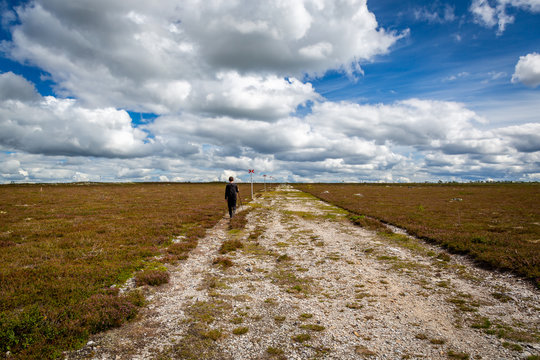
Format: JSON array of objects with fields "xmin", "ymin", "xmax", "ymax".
[
  {"xmin": 65, "ymin": 186, "xmax": 540, "ymax": 360},
  {"xmin": 0, "ymin": 182, "xmax": 264, "ymax": 359},
  {"xmin": 295, "ymin": 183, "xmax": 540, "ymax": 288}
]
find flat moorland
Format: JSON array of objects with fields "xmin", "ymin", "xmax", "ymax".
[
  {"xmin": 0, "ymin": 182, "xmax": 261, "ymax": 359},
  {"xmin": 295, "ymin": 183, "xmax": 540, "ymax": 287}
]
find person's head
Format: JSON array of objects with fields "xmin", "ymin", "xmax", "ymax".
[{"xmin": 229, "ymin": 176, "xmax": 234, "ymax": 182}]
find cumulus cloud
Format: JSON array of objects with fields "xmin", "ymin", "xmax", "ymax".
[
  {"xmin": 190, "ymin": 72, "xmax": 319, "ymax": 121},
  {"xmin": 0, "ymin": 72, "xmax": 40, "ymax": 102},
  {"xmin": 0, "ymin": 1, "xmax": 538, "ymax": 184},
  {"xmin": 3, "ymin": 0, "xmax": 401, "ymax": 114},
  {"xmin": 0, "ymin": 74, "xmax": 155, "ymax": 158},
  {"xmin": 512, "ymin": 52, "xmax": 540, "ymax": 87},
  {"xmin": 497, "ymin": 122, "xmax": 540, "ymax": 152},
  {"xmin": 470, "ymin": 0, "xmax": 540, "ymax": 34},
  {"xmin": 307, "ymin": 99, "xmax": 485, "ymax": 148}
]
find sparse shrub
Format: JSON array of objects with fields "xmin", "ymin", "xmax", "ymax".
[
  {"xmin": 349, "ymin": 214, "xmax": 386, "ymax": 231},
  {"xmin": 276, "ymin": 254, "xmax": 292, "ymax": 262},
  {"xmin": 230, "ymin": 317, "xmax": 243, "ymax": 324},
  {"xmin": 447, "ymin": 350, "xmax": 470, "ymax": 359},
  {"xmin": 229, "ymin": 210, "xmax": 249, "ymax": 230},
  {"xmin": 81, "ymin": 292, "xmax": 139, "ymax": 333},
  {"xmin": 470, "ymin": 317, "xmax": 491, "ymax": 329},
  {"xmin": 135, "ymin": 269, "xmax": 170, "ymax": 287},
  {"xmin": 300, "ymin": 324, "xmax": 325, "ymax": 331},
  {"xmin": 0, "ymin": 305, "xmax": 56, "ymax": 356},
  {"xmin": 429, "ymin": 338, "xmax": 446, "ymax": 345},
  {"xmin": 202, "ymin": 328, "xmax": 223, "ymax": 341},
  {"xmin": 167, "ymin": 241, "xmax": 197, "ymax": 259},
  {"xmin": 436, "ymin": 252, "xmax": 451, "ymax": 262},
  {"xmin": 491, "ymin": 292, "xmax": 513, "ymax": 302},
  {"xmin": 266, "ymin": 346, "xmax": 284, "ymax": 355},
  {"xmin": 292, "ymin": 333, "xmax": 311, "ymax": 343},
  {"xmin": 212, "ymin": 256, "xmax": 234, "ymax": 268},
  {"xmin": 471, "ymin": 236, "xmax": 487, "ymax": 244},
  {"xmin": 502, "ymin": 342, "xmax": 523, "ymax": 351},
  {"xmin": 232, "ymin": 326, "xmax": 248, "ymax": 335},
  {"xmin": 219, "ymin": 239, "xmax": 243, "ymax": 254}
]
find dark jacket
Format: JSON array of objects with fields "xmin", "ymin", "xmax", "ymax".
[{"xmin": 225, "ymin": 183, "xmax": 239, "ymax": 202}]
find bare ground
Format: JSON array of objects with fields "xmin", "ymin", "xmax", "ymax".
[{"xmin": 66, "ymin": 185, "xmax": 540, "ymax": 360}]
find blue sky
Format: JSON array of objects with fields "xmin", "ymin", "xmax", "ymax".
[{"xmin": 0, "ymin": 0, "xmax": 539, "ymax": 183}]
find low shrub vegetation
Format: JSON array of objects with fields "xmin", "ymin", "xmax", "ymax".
[
  {"xmin": 134, "ymin": 268, "xmax": 170, "ymax": 287},
  {"xmin": 0, "ymin": 182, "xmax": 264, "ymax": 358},
  {"xmin": 296, "ymin": 183, "xmax": 540, "ymax": 287},
  {"xmin": 219, "ymin": 239, "xmax": 243, "ymax": 254}
]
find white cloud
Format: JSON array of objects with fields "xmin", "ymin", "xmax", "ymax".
[
  {"xmin": 0, "ymin": 1, "xmax": 538, "ymax": 184},
  {"xmin": 0, "ymin": 72, "xmax": 40, "ymax": 102},
  {"xmin": 3, "ymin": 0, "xmax": 402, "ymax": 114},
  {"xmin": 0, "ymin": 75, "xmax": 155, "ymax": 158},
  {"xmin": 414, "ymin": 4, "xmax": 456, "ymax": 23},
  {"xmin": 307, "ymin": 99, "xmax": 485, "ymax": 148},
  {"xmin": 190, "ymin": 72, "xmax": 319, "ymax": 121},
  {"xmin": 470, "ymin": 0, "xmax": 540, "ymax": 34},
  {"xmin": 497, "ymin": 122, "xmax": 540, "ymax": 152},
  {"xmin": 512, "ymin": 52, "xmax": 540, "ymax": 87}
]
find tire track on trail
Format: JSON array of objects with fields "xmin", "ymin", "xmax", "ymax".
[{"xmin": 67, "ymin": 185, "xmax": 539, "ymax": 360}]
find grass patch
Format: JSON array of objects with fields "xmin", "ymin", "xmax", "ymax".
[
  {"xmin": 429, "ymin": 338, "xmax": 446, "ymax": 345},
  {"xmin": 184, "ymin": 300, "xmax": 232, "ymax": 325},
  {"xmin": 491, "ymin": 292, "xmax": 513, "ymax": 302},
  {"xmin": 229, "ymin": 209, "xmax": 249, "ymax": 230},
  {"xmin": 232, "ymin": 326, "xmax": 248, "ymax": 335},
  {"xmin": 134, "ymin": 268, "xmax": 170, "ymax": 287},
  {"xmin": 270, "ymin": 270, "xmax": 312, "ymax": 296},
  {"xmin": 447, "ymin": 350, "xmax": 470, "ymax": 359},
  {"xmin": 446, "ymin": 294, "xmax": 480, "ymax": 312},
  {"xmin": 291, "ymin": 333, "xmax": 311, "ymax": 343},
  {"xmin": 230, "ymin": 317, "xmax": 243, "ymax": 324},
  {"xmin": 157, "ymin": 323, "xmax": 223, "ymax": 359},
  {"xmin": 502, "ymin": 341, "xmax": 523, "ymax": 351},
  {"xmin": 266, "ymin": 346, "xmax": 285, "ymax": 356},
  {"xmin": 299, "ymin": 313, "xmax": 313, "ymax": 320},
  {"xmin": 349, "ymin": 214, "xmax": 387, "ymax": 231},
  {"xmin": 202, "ymin": 328, "xmax": 223, "ymax": 341},
  {"xmin": 212, "ymin": 256, "xmax": 234, "ymax": 268},
  {"xmin": 346, "ymin": 302, "xmax": 363, "ymax": 309},
  {"xmin": 219, "ymin": 239, "xmax": 243, "ymax": 254},
  {"xmin": 299, "ymin": 324, "xmax": 325, "ymax": 331},
  {"xmin": 470, "ymin": 317, "xmax": 491, "ymax": 329},
  {"xmin": 276, "ymin": 254, "xmax": 292, "ymax": 262}
]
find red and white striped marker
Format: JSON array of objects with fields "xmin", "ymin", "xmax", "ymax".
[{"xmin": 248, "ymin": 169, "xmax": 255, "ymax": 199}]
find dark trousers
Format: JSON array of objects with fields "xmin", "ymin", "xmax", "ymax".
[{"xmin": 227, "ymin": 200, "xmax": 237, "ymax": 218}]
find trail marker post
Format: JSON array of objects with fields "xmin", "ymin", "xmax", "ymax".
[
  {"xmin": 263, "ymin": 174, "xmax": 267, "ymax": 192},
  {"xmin": 248, "ymin": 169, "xmax": 254, "ymax": 199}
]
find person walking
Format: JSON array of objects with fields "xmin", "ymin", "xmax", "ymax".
[{"xmin": 225, "ymin": 176, "xmax": 239, "ymax": 218}]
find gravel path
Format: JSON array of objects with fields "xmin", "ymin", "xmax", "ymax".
[{"xmin": 67, "ymin": 185, "xmax": 540, "ymax": 360}]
